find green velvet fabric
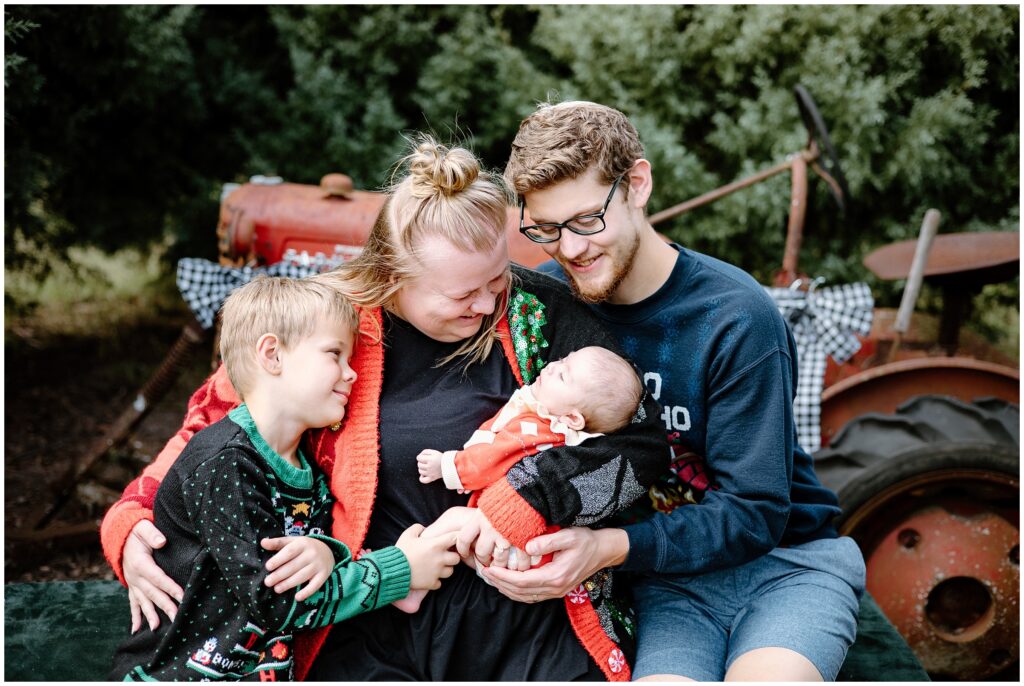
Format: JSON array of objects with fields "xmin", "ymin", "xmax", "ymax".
[
  {"xmin": 840, "ymin": 593, "xmax": 930, "ymax": 681},
  {"xmin": 5, "ymin": 581, "xmax": 131, "ymax": 681},
  {"xmin": 4, "ymin": 581, "xmax": 928, "ymax": 681}
]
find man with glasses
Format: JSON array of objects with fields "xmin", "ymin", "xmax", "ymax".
[{"xmin": 486, "ymin": 101, "xmax": 865, "ymax": 682}]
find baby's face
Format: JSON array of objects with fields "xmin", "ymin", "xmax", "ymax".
[{"xmin": 529, "ymin": 349, "xmax": 596, "ymax": 417}]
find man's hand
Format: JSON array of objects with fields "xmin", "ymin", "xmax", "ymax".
[
  {"xmin": 123, "ymin": 520, "xmax": 185, "ymax": 633},
  {"xmin": 481, "ymin": 527, "xmax": 629, "ymax": 602},
  {"xmin": 416, "ymin": 449, "xmax": 443, "ymax": 484},
  {"xmin": 262, "ymin": 536, "xmax": 336, "ymax": 601}
]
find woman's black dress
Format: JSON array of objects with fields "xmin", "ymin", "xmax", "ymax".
[{"xmin": 308, "ymin": 313, "xmax": 602, "ymax": 680}]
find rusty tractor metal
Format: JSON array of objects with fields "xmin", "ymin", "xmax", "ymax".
[
  {"xmin": 855, "ymin": 479, "xmax": 1019, "ymax": 679},
  {"xmin": 217, "ymin": 174, "xmax": 549, "ymax": 270}
]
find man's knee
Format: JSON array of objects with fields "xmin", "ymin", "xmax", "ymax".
[
  {"xmin": 636, "ymin": 674, "xmax": 696, "ymax": 682},
  {"xmin": 725, "ymin": 647, "xmax": 822, "ymax": 682}
]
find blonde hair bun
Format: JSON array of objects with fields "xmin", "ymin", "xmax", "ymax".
[{"xmin": 407, "ymin": 137, "xmax": 480, "ymax": 198}]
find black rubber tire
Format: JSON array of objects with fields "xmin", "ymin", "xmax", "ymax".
[{"xmin": 814, "ymin": 395, "xmax": 1019, "ymax": 528}]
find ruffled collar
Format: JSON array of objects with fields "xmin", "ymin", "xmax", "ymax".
[{"xmin": 490, "ymin": 386, "xmax": 604, "ymax": 447}]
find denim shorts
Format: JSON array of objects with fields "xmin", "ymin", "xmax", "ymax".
[{"xmin": 632, "ymin": 536, "xmax": 865, "ymax": 681}]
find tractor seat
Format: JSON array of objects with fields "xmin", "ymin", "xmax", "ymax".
[{"xmin": 863, "ymin": 231, "xmax": 1019, "ymax": 287}]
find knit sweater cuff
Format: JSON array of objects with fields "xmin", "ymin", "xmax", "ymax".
[
  {"xmin": 618, "ymin": 520, "xmax": 661, "ymax": 572},
  {"xmin": 307, "ymin": 534, "xmax": 352, "ymax": 565},
  {"xmin": 362, "ymin": 546, "xmax": 411, "ymax": 607},
  {"xmin": 476, "ymin": 478, "xmax": 548, "ymax": 550},
  {"xmin": 101, "ymin": 506, "xmax": 155, "ymax": 585}
]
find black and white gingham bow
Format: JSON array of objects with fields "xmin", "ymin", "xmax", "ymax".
[
  {"xmin": 765, "ymin": 282, "xmax": 874, "ymax": 451},
  {"xmin": 176, "ymin": 258, "xmax": 322, "ymax": 330}
]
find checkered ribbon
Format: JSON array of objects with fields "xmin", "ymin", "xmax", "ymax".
[
  {"xmin": 176, "ymin": 258, "xmax": 321, "ymax": 329},
  {"xmin": 765, "ymin": 282, "xmax": 874, "ymax": 450}
]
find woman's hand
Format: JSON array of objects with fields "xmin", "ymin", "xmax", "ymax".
[
  {"xmin": 453, "ymin": 509, "xmax": 531, "ymax": 571},
  {"xmin": 123, "ymin": 520, "xmax": 184, "ymax": 633},
  {"xmin": 418, "ymin": 506, "xmax": 476, "ymax": 539}
]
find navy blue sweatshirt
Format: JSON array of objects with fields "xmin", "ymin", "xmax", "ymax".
[{"xmin": 539, "ymin": 246, "xmax": 840, "ymax": 575}]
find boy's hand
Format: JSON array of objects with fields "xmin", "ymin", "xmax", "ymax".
[
  {"xmin": 262, "ymin": 536, "xmax": 335, "ymax": 601},
  {"xmin": 416, "ymin": 449, "xmax": 443, "ymax": 484},
  {"xmin": 395, "ymin": 523, "xmax": 461, "ymax": 591}
]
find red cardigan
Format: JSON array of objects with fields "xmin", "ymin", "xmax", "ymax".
[{"xmin": 101, "ymin": 306, "xmax": 631, "ymax": 680}]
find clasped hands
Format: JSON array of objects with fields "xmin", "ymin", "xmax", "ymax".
[
  {"xmin": 123, "ymin": 509, "xmax": 617, "ymax": 632},
  {"xmin": 439, "ymin": 507, "xmax": 621, "ymax": 605}
]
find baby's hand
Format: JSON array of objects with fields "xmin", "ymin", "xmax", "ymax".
[
  {"xmin": 417, "ymin": 449, "xmax": 443, "ymax": 484},
  {"xmin": 261, "ymin": 536, "xmax": 335, "ymax": 601},
  {"xmin": 395, "ymin": 524, "xmax": 461, "ymax": 591}
]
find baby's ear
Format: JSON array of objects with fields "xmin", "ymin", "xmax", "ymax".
[
  {"xmin": 559, "ymin": 409, "xmax": 586, "ymax": 431},
  {"xmin": 255, "ymin": 333, "xmax": 283, "ymax": 375}
]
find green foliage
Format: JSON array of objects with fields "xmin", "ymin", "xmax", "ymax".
[
  {"xmin": 4, "ymin": 12, "xmax": 37, "ymax": 89},
  {"xmin": 6, "ymin": 5, "xmax": 1019, "ymax": 323},
  {"xmin": 525, "ymin": 5, "xmax": 1018, "ymax": 291}
]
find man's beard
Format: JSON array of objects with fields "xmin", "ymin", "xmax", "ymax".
[{"xmin": 562, "ymin": 230, "xmax": 641, "ymax": 304}]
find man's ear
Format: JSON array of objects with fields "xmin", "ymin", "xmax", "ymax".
[
  {"xmin": 626, "ymin": 159, "xmax": 653, "ymax": 209},
  {"xmin": 255, "ymin": 333, "xmax": 283, "ymax": 375},
  {"xmin": 558, "ymin": 409, "xmax": 587, "ymax": 432}
]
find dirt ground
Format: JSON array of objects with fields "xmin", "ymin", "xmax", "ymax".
[{"xmin": 5, "ymin": 311, "xmax": 213, "ymax": 583}]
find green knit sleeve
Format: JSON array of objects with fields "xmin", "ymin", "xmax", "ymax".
[{"xmin": 293, "ymin": 545, "xmax": 410, "ymax": 630}]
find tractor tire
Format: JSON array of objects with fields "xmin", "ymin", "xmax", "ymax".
[{"xmin": 814, "ymin": 395, "xmax": 1019, "ymax": 681}]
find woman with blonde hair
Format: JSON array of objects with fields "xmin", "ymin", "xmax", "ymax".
[{"xmin": 101, "ymin": 135, "xmax": 666, "ymax": 680}]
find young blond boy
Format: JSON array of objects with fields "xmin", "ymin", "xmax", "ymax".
[{"xmin": 111, "ymin": 276, "xmax": 458, "ymax": 681}]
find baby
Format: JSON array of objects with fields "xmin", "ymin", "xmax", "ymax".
[{"xmin": 405, "ymin": 345, "xmax": 643, "ymax": 612}]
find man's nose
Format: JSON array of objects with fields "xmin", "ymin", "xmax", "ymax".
[{"xmin": 556, "ymin": 230, "xmax": 590, "ymax": 260}]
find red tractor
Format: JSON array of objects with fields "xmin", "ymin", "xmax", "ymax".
[{"xmin": 812, "ymin": 229, "xmax": 1019, "ymax": 681}]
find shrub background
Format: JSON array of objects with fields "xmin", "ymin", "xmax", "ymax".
[{"xmin": 5, "ymin": 5, "xmax": 1019, "ymax": 329}]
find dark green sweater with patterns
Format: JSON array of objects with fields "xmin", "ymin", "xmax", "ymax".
[{"xmin": 110, "ymin": 405, "xmax": 411, "ymax": 681}]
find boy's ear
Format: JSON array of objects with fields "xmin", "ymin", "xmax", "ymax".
[
  {"xmin": 558, "ymin": 409, "xmax": 586, "ymax": 432},
  {"xmin": 255, "ymin": 333, "xmax": 283, "ymax": 375}
]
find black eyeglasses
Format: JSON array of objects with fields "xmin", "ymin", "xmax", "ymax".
[{"xmin": 519, "ymin": 173, "xmax": 626, "ymax": 244}]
